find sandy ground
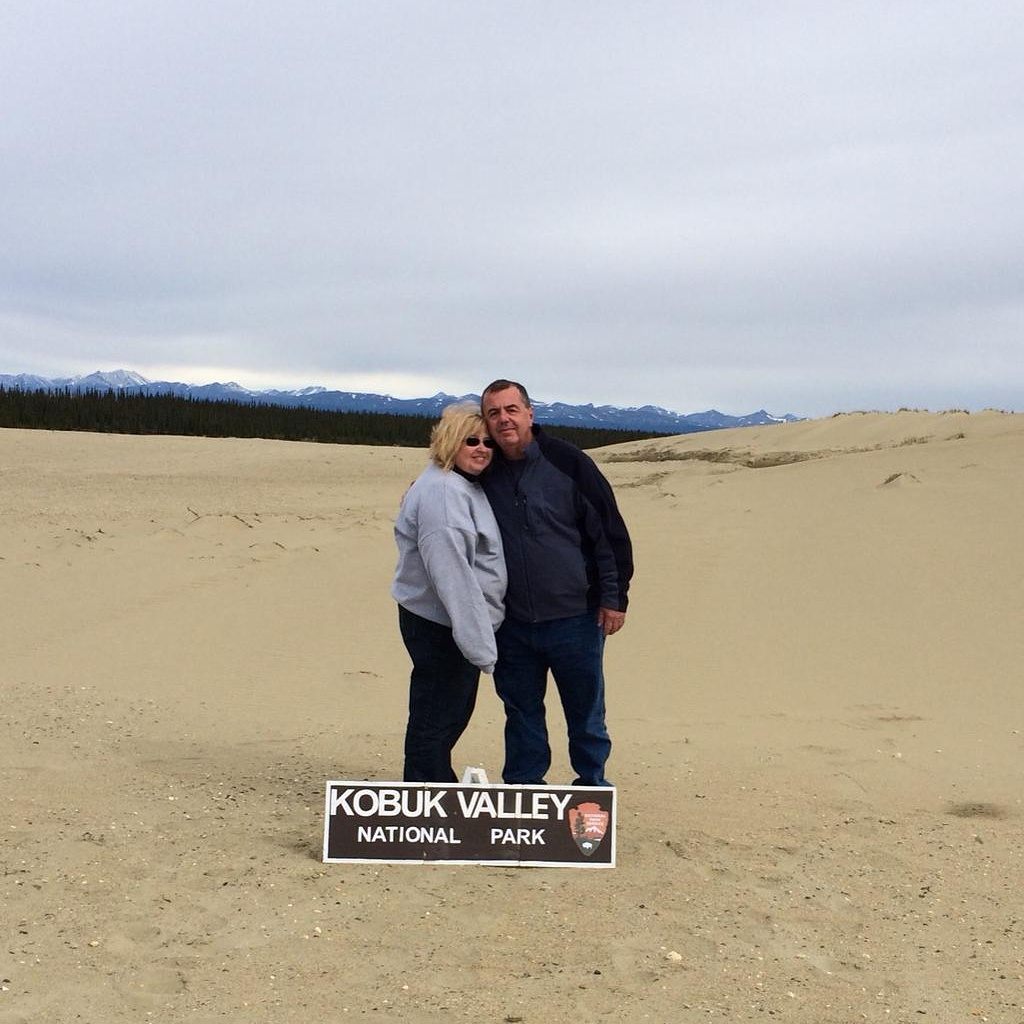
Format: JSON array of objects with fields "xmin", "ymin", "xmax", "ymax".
[{"xmin": 2, "ymin": 411, "xmax": 1022, "ymax": 1023}]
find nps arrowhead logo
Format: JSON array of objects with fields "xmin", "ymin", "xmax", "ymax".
[{"xmin": 567, "ymin": 801, "xmax": 609, "ymax": 856}]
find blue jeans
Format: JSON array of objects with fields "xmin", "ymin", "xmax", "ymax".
[
  {"xmin": 398, "ymin": 606, "xmax": 480, "ymax": 783},
  {"xmin": 493, "ymin": 612, "xmax": 611, "ymax": 786}
]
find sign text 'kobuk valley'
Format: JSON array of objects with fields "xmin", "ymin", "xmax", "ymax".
[{"xmin": 323, "ymin": 781, "xmax": 615, "ymax": 868}]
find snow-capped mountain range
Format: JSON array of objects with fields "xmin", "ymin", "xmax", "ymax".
[{"xmin": 0, "ymin": 370, "xmax": 802, "ymax": 434}]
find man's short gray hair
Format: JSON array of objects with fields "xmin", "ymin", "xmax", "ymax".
[{"xmin": 481, "ymin": 379, "xmax": 531, "ymax": 409}]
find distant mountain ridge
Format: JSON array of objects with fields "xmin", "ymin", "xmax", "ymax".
[{"xmin": 0, "ymin": 370, "xmax": 802, "ymax": 434}]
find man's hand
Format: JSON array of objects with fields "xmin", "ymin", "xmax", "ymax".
[{"xmin": 597, "ymin": 607, "xmax": 626, "ymax": 637}]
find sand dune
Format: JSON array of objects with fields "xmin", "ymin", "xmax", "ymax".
[{"xmin": 2, "ymin": 413, "xmax": 1022, "ymax": 1022}]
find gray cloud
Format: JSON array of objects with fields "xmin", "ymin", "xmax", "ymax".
[{"xmin": 2, "ymin": 1, "xmax": 1022, "ymax": 416}]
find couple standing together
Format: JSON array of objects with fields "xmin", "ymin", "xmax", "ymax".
[{"xmin": 391, "ymin": 378, "xmax": 633, "ymax": 787}]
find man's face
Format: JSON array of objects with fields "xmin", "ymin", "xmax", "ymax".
[{"xmin": 482, "ymin": 386, "xmax": 534, "ymax": 459}]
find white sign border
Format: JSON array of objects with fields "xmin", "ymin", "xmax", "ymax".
[{"xmin": 322, "ymin": 780, "xmax": 616, "ymax": 869}]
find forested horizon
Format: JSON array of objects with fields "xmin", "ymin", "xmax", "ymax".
[{"xmin": 0, "ymin": 386, "xmax": 663, "ymax": 450}]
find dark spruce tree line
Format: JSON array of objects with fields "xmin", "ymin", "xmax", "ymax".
[{"xmin": 0, "ymin": 386, "xmax": 661, "ymax": 450}]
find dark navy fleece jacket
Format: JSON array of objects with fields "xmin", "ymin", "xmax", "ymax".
[{"xmin": 481, "ymin": 426, "xmax": 633, "ymax": 623}]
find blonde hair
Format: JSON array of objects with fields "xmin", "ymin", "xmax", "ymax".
[{"xmin": 430, "ymin": 403, "xmax": 488, "ymax": 471}]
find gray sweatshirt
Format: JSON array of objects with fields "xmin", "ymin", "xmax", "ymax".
[{"xmin": 391, "ymin": 462, "xmax": 507, "ymax": 673}]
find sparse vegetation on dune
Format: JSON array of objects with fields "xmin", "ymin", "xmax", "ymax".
[{"xmin": 604, "ymin": 447, "xmax": 821, "ymax": 468}]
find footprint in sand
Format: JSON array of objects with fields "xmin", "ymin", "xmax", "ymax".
[{"xmin": 115, "ymin": 964, "xmax": 188, "ymax": 1010}]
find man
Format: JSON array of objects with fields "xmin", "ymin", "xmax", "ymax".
[{"xmin": 479, "ymin": 379, "xmax": 633, "ymax": 786}]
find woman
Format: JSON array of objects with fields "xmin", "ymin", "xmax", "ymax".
[{"xmin": 391, "ymin": 404, "xmax": 506, "ymax": 782}]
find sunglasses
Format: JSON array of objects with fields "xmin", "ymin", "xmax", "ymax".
[{"xmin": 464, "ymin": 436, "xmax": 496, "ymax": 449}]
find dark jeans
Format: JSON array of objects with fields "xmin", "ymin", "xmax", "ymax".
[
  {"xmin": 493, "ymin": 612, "xmax": 611, "ymax": 786},
  {"xmin": 398, "ymin": 605, "xmax": 480, "ymax": 783}
]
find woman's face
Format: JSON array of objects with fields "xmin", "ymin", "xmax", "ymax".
[{"xmin": 453, "ymin": 430, "xmax": 495, "ymax": 476}]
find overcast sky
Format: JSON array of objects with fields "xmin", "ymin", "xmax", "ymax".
[{"xmin": 2, "ymin": 2, "xmax": 1022, "ymax": 417}]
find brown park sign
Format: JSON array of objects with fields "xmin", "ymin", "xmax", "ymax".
[{"xmin": 323, "ymin": 781, "xmax": 615, "ymax": 868}]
